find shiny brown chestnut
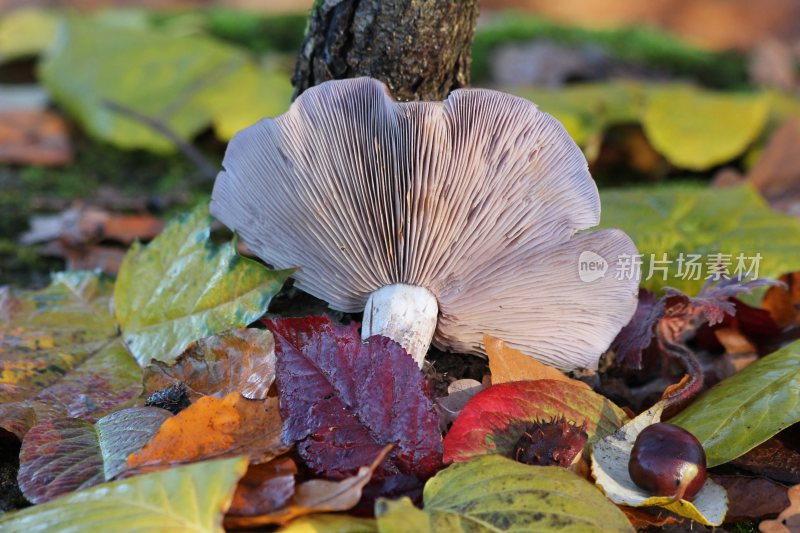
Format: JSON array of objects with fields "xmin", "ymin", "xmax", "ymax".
[{"xmin": 628, "ymin": 422, "xmax": 707, "ymax": 501}]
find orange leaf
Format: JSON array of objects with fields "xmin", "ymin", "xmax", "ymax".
[
  {"xmin": 126, "ymin": 392, "xmax": 287, "ymax": 473},
  {"xmin": 225, "ymin": 445, "xmax": 392, "ymax": 528},
  {"xmin": 485, "ymin": 334, "xmax": 589, "ymax": 389},
  {"xmin": 622, "ymin": 506, "xmax": 683, "ymax": 529}
]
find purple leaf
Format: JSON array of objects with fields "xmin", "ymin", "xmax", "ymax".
[{"xmin": 266, "ymin": 316, "xmax": 442, "ymax": 481}]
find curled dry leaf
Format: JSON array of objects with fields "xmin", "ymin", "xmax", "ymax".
[
  {"xmin": 443, "ymin": 379, "xmax": 627, "ymax": 464},
  {"xmin": 144, "ymin": 328, "xmax": 276, "ymax": 401},
  {"xmin": 225, "ymin": 446, "xmax": 392, "ymax": 528},
  {"xmin": 126, "ymin": 392, "xmax": 288, "ymax": 474},
  {"xmin": 760, "ymin": 484, "xmax": 800, "ymax": 533},
  {"xmin": 268, "ymin": 316, "xmax": 442, "ymax": 481},
  {"xmin": 435, "ymin": 379, "xmax": 483, "ymax": 431},
  {"xmin": 485, "ymin": 334, "xmax": 590, "ymax": 388},
  {"xmin": 18, "ymin": 407, "xmax": 171, "ymax": 503},
  {"xmin": 591, "ymin": 401, "xmax": 728, "ymax": 526},
  {"xmin": 229, "ymin": 456, "xmax": 297, "ymax": 516}
]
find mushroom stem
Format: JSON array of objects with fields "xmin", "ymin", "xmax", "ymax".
[{"xmin": 362, "ymin": 283, "xmax": 439, "ymax": 367}]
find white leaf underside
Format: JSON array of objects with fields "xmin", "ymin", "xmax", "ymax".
[{"xmin": 211, "ymin": 77, "xmax": 638, "ymax": 370}]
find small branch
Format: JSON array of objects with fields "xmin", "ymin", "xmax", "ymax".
[
  {"xmin": 103, "ymin": 100, "xmax": 218, "ymax": 181},
  {"xmin": 656, "ymin": 318, "xmax": 704, "ymax": 417}
]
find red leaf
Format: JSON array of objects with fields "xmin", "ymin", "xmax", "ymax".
[
  {"xmin": 266, "ymin": 316, "xmax": 442, "ymax": 481},
  {"xmin": 443, "ymin": 380, "xmax": 627, "ymax": 464},
  {"xmin": 611, "ymin": 288, "xmax": 666, "ymax": 369}
]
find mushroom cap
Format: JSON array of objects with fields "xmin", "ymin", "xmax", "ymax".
[{"xmin": 211, "ymin": 77, "xmax": 639, "ymax": 370}]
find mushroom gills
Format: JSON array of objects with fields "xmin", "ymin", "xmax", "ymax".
[{"xmin": 362, "ymin": 284, "xmax": 439, "ymax": 367}]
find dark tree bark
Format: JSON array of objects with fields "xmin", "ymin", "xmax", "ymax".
[{"xmin": 292, "ymin": 0, "xmax": 480, "ymax": 101}]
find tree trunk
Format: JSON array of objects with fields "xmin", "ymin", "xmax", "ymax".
[{"xmin": 292, "ymin": 0, "xmax": 480, "ymax": 101}]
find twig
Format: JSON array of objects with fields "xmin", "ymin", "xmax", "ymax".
[{"xmin": 103, "ymin": 100, "xmax": 218, "ymax": 180}]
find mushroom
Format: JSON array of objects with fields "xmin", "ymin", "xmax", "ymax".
[{"xmin": 210, "ymin": 77, "xmax": 639, "ymax": 370}]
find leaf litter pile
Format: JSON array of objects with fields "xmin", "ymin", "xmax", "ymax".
[{"xmin": 1, "ymin": 13, "xmax": 800, "ymax": 533}]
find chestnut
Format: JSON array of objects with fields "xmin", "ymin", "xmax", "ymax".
[{"xmin": 628, "ymin": 422, "xmax": 707, "ymax": 501}]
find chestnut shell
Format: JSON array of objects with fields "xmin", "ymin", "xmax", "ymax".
[{"xmin": 628, "ymin": 422, "xmax": 707, "ymax": 501}]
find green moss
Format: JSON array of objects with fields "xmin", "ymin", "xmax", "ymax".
[
  {"xmin": 472, "ymin": 14, "xmax": 749, "ymax": 89},
  {"xmin": 203, "ymin": 10, "xmax": 307, "ymax": 55},
  {"xmin": 0, "ymin": 135, "xmax": 213, "ymax": 287}
]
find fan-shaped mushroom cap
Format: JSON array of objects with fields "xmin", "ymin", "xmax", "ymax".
[{"xmin": 211, "ymin": 77, "xmax": 639, "ymax": 370}]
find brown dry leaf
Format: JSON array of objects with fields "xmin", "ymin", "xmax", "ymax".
[
  {"xmin": 731, "ymin": 428, "xmax": 800, "ymax": 485},
  {"xmin": 711, "ymin": 474, "xmax": 789, "ymax": 523},
  {"xmin": 760, "ymin": 484, "xmax": 800, "ymax": 533},
  {"xmin": 0, "ymin": 109, "xmax": 71, "ymax": 165},
  {"xmin": 144, "ymin": 328, "xmax": 276, "ymax": 401},
  {"xmin": 621, "ymin": 506, "xmax": 683, "ymax": 529},
  {"xmin": 485, "ymin": 334, "xmax": 589, "ymax": 388},
  {"xmin": 224, "ymin": 445, "xmax": 392, "ymax": 529},
  {"xmin": 763, "ymin": 273, "xmax": 800, "ymax": 329},
  {"xmin": 100, "ymin": 214, "xmax": 164, "ymax": 244},
  {"xmin": 229, "ymin": 456, "xmax": 298, "ymax": 516},
  {"xmin": 715, "ymin": 327, "xmax": 758, "ymax": 355},
  {"xmin": 39, "ymin": 241, "xmax": 126, "ymax": 275},
  {"xmin": 126, "ymin": 391, "xmax": 287, "ymax": 474}
]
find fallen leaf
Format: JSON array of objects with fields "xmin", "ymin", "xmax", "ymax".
[
  {"xmin": 600, "ymin": 184, "xmax": 800, "ymax": 296},
  {"xmin": 144, "ymin": 328, "xmax": 276, "ymax": 401},
  {"xmin": 268, "ymin": 316, "xmax": 442, "ymax": 481},
  {"xmin": 17, "ymin": 407, "xmax": 171, "ymax": 503},
  {"xmin": 760, "ymin": 484, "xmax": 800, "ymax": 533},
  {"xmin": 225, "ymin": 446, "xmax": 391, "ymax": 528},
  {"xmin": 279, "ymin": 514, "xmax": 377, "ymax": 533},
  {"xmin": 730, "ymin": 427, "xmax": 800, "ymax": 484},
  {"xmin": 443, "ymin": 379, "xmax": 627, "ymax": 464},
  {"xmin": 670, "ymin": 340, "xmax": 800, "ymax": 467},
  {"xmin": 763, "ymin": 273, "xmax": 800, "ymax": 329},
  {"xmin": 643, "ymin": 86, "xmax": 769, "ymax": 170},
  {"xmin": 21, "ymin": 206, "xmax": 163, "ymax": 246},
  {"xmin": 0, "ymin": 8, "xmax": 59, "ymax": 63},
  {"xmin": 0, "ymin": 272, "xmax": 141, "ymax": 440},
  {"xmin": 115, "ymin": 204, "xmax": 291, "ymax": 365},
  {"xmin": 374, "ymin": 497, "xmax": 431, "ymax": 533},
  {"xmin": 127, "ymin": 392, "xmax": 287, "ymax": 473},
  {"xmin": 610, "ymin": 288, "xmax": 666, "ymax": 369},
  {"xmin": 485, "ymin": 333, "xmax": 589, "ymax": 387},
  {"xmin": 435, "ymin": 379, "xmax": 483, "ymax": 430},
  {"xmin": 621, "ymin": 507, "xmax": 683, "ymax": 529},
  {"xmin": 39, "ymin": 17, "xmax": 290, "ymax": 151},
  {"xmin": 0, "ymin": 457, "xmax": 247, "ymax": 533},
  {"xmin": 379, "ymin": 455, "xmax": 634, "ymax": 532},
  {"xmin": 0, "ymin": 110, "xmax": 72, "ymax": 166},
  {"xmin": 229, "ymin": 456, "xmax": 297, "ymax": 516},
  {"xmin": 711, "ymin": 474, "xmax": 789, "ymax": 522},
  {"xmin": 591, "ymin": 401, "xmax": 728, "ymax": 526},
  {"xmin": 744, "ymin": 118, "xmax": 800, "ymax": 214}
]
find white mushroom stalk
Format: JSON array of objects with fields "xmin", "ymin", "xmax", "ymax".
[{"xmin": 211, "ymin": 77, "xmax": 640, "ymax": 370}]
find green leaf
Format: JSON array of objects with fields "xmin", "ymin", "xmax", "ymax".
[
  {"xmin": 385, "ymin": 455, "xmax": 633, "ymax": 532},
  {"xmin": 198, "ymin": 62, "xmax": 292, "ymax": 140},
  {"xmin": 115, "ymin": 204, "xmax": 290, "ymax": 365},
  {"xmin": 670, "ymin": 341, "xmax": 800, "ymax": 467},
  {"xmin": 18, "ymin": 407, "xmax": 172, "ymax": 503},
  {"xmin": 0, "ymin": 457, "xmax": 247, "ymax": 533},
  {"xmin": 591, "ymin": 402, "xmax": 728, "ymax": 527},
  {"xmin": 599, "ymin": 184, "xmax": 800, "ymax": 295},
  {"xmin": 512, "ymin": 82, "xmax": 643, "ymax": 148},
  {"xmin": 642, "ymin": 86, "xmax": 769, "ymax": 170},
  {"xmin": 39, "ymin": 18, "xmax": 290, "ymax": 152},
  {"xmin": 0, "ymin": 8, "xmax": 60, "ymax": 63},
  {"xmin": 375, "ymin": 498, "xmax": 431, "ymax": 533},
  {"xmin": 0, "ymin": 272, "xmax": 142, "ymax": 439},
  {"xmin": 281, "ymin": 514, "xmax": 378, "ymax": 533}
]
